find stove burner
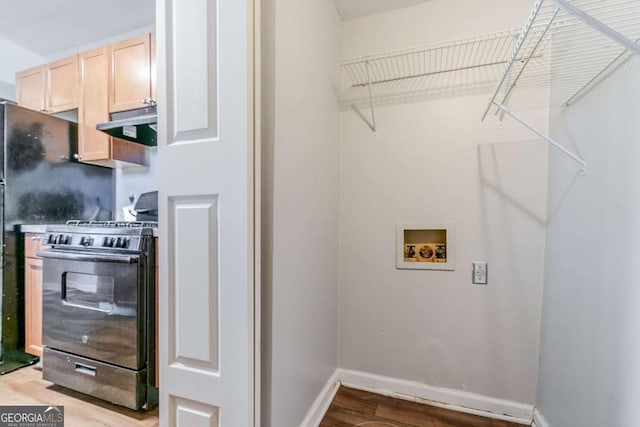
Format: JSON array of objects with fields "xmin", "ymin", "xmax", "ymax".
[{"xmin": 66, "ymin": 220, "xmax": 158, "ymax": 228}]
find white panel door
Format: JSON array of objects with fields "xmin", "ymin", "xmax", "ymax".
[{"xmin": 156, "ymin": 0, "xmax": 255, "ymax": 425}]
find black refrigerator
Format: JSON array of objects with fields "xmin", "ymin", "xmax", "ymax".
[{"xmin": 0, "ymin": 103, "xmax": 114, "ymax": 373}]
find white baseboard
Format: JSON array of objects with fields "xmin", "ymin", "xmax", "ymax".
[
  {"xmin": 300, "ymin": 369, "xmax": 340, "ymax": 427},
  {"xmin": 532, "ymin": 408, "xmax": 550, "ymax": 427},
  {"xmin": 337, "ymin": 369, "xmax": 533, "ymax": 425}
]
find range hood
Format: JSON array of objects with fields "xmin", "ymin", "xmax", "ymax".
[{"xmin": 96, "ymin": 106, "xmax": 157, "ymax": 146}]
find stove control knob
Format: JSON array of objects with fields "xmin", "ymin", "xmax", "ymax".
[
  {"xmin": 57, "ymin": 234, "xmax": 65, "ymax": 244},
  {"xmin": 120, "ymin": 238, "xmax": 129, "ymax": 249},
  {"xmin": 115, "ymin": 237, "xmax": 123, "ymax": 248},
  {"xmin": 47, "ymin": 234, "xmax": 54, "ymax": 244}
]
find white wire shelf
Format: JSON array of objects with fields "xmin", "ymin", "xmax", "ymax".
[
  {"xmin": 484, "ymin": 0, "xmax": 640, "ymax": 116},
  {"xmin": 340, "ymin": 29, "xmax": 526, "ymax": 131},
  {"xmin": 483, "ymin": 0, "xmax": 640, "ymax": 176},
  {"xmin": 341, "ymin": 29, "xmax": 522, "ymax": 89}
]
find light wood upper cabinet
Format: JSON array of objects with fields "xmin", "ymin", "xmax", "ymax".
[
  {"xmin": 16, "ymin": 56, "xmax": 78, "ymax": 114},
  {"xmin": 79, "ymin": 47, "xmax": 111, "ymax": 162},
  {"xmin": 16, "ymin": 65, "xmax": 45, "ymax": 112},
  {"xmin": 17, "ymin": 33, "xmax": 156, "ymax": 116},
  {"xmin": 15, "ymin": 33, "xmax": 154, "ymax": 167},
  {"xmin": 109, "ymin": 34, "xmax": 152, "ymax": 113},
  {"xmin": 79, "ymin": 47, "xmax": 146, "ymax": 167},
  {"xmin": 45, "ymin": 55, "xmax": 79, "ymax": 113}
]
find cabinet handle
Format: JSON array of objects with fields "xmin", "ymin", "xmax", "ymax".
[
  {"xmin": 142, "ymin": 99, "xmax": 150, "ymax": 105},
  {"xmin": 39, "ymin": 108, "xmax": 48, "ymax": 113},
  {"xmin": 30, "ymin": 236, "xmax": 40, "ymax": 241},
  {"xmin": 73, "ymin": 154, "xmax": 82, "ymax": 160}
]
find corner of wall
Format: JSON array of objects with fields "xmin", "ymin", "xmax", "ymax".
[
  {"xmin": 0, "ymin": 81, "xmax": 15, "ymax": 101},
  {"xmin": 0, "ymin": 35, "xmax": 43, "ymax": 84},
  {"xmin": 533, "ymin": 408, "xmax": 550, "ymax": 427}
]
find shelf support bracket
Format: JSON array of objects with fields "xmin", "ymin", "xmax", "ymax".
[
  {"xmin": 365, "ymin": 60, "xmax": 377, "ymax": 133},
  {"xmin": 481, "ymin": 0, "xmax": 545, "ymax": 121},
  {"xmin": 493, "ymin": 102, "xmax": 587, "ymax": 176},
  {"xmin": 553, "ymin": 0, "xmax": 640, "ymax": 58}
]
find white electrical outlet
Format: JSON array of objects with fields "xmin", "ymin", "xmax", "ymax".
[{"xmin": 472, "ymin": 261, "xmax": 488, "ymax": 285}]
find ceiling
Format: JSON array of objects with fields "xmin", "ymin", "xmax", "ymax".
[
  {"xmin": 0, "ymin": 0, "xmax": 155, "ymax": 57},
  {"xmin": 336, "ymin": 0, "xmax": 435, "ymax": 20},
  {"xmin": 0, "ymin": 0, "xmax": 433, "ymax": 56}
]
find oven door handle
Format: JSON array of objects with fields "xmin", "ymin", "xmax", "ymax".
[{"xmin": 36, "ymin": 249, "xmax": 140, "ymax": 264}]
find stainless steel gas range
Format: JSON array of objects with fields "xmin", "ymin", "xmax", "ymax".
[{"xmin": 37, "ymin": 221, "xmax": 157, "ymax": 410}]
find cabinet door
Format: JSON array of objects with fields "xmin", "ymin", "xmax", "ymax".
[
  {"xmin": 109, "ymin": 34, "xmax": 151, "ymax": 113},
  {"xmin": 79, "ymin": 47, "xmax": 111, "ymax": 162},
  {"xmin": 150, "ymin": 32, "xmax": 157, "ymax": 105},
  {"xmin": 16, "ymin": 65, "xmax": 45, "ymax": 112},
  {"xmin": 45, "ymin": 55, "xmax": 79, "ymax": 113},
  {"xmin": 25, "ymin": 257, "xmax": 43, "ymax": 357},
  {"xmin": 24, "ymin": 233, "xmax": 45, "ymax": 258}
]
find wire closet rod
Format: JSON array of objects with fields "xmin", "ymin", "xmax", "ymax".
[{"xmin": 493, "ymin": 102, "xmax": 587, "ymax": 175}]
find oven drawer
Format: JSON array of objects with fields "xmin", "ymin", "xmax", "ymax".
[{"xmin": 43, "ymin": 347, "xmax": 146, "ymax": 410}]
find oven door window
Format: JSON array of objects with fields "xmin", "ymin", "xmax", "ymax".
[{"xmin": 63, "ymin": 272, "xmax": 115, "ymax": 312}]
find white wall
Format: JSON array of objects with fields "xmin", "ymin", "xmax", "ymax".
[
  {"xmin": 0, "ymin": 81, "xmax": 15, "ymax": 101},
  {"xmin": 338, "ymin": 0, "xmax": 548, "ymax": 404},
  {"xmin": 114, "ymin": 149, "xmax": 158, "ymax": 220},
  {"xmin": 0, "ymin": 35, "xmax": 43, "ymax": 94},
  {"xmin": 260, "ymin": 0, "xmax": 342, "ymax": 425},
  {"xmin": 341, "ymin": 0, "xmax": 531, "ymax": 57},
  {"xmin": 536, "ymin": 56, "xmax": 640, "ymax": 426}
]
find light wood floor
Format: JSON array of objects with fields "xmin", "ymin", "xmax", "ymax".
[
  {"xmin": 0, "ymin": 366, "xmax": 158, "ymax": 427},
  {"xmin": 321, "ymin": 387, "xmax": 528, "ymax": 427}
]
